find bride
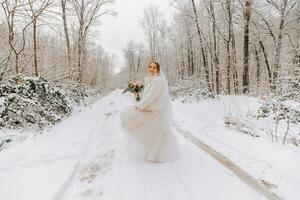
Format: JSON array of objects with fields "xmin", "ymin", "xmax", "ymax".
[{"xmin": 120, "ymin": 61, "xmax": 179, "ymax": 163}]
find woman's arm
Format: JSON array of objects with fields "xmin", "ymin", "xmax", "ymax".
[{"xmin": 136, "ymin": 78, "xmax": 163, "ymax": 110}]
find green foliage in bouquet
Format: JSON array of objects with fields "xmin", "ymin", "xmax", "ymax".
[{"xmin": 122, "ymin": 81, "xmax": 144, "ymax": 101}]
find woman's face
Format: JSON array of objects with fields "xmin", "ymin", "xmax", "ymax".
[{"xmin": 148, "ymin": 63, "xmax": 159, "ymax": 76}]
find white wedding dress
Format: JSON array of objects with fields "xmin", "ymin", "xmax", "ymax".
[{"xmin": 120, "ymin": 70, "xmax": 179, "ymax": 162}]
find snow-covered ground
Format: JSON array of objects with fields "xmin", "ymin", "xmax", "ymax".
[
  {"xmin": 0, "ymin": 89, "xmax": 299, "ymax": 200},
  {"xmin": 173, "ymin": 95, "xmax": 300, "ymax": 200}
]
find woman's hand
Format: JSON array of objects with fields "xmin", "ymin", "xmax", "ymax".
[{"xmin": 135, "ymin": 105, "xmax": 152, "ymax": 112}]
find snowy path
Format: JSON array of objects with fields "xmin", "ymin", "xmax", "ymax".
[
  {"xmin": 0, "ymin": 90, "xmax": 273, "ymax": 200},
  {"xmin": 175, "ymin": 125, "xmax": 281, "ymax": 200}
]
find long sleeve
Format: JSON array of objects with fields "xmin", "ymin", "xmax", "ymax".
[{"xmin": 136, "ymin": 77, "xmax": 163, "ymax": 110}]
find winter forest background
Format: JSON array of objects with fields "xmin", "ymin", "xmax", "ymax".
[
  {"xmin": 0, "ymin": 0, "xmax": 299, "ymax": 94},
  {"xmin": 0, "ymin": 0, "xmax": 300, "ymax": 200}
]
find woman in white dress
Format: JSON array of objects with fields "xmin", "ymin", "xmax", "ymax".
[{"xmin": 121, "ymin": 61, "xmax": 179, "ymax": 162}]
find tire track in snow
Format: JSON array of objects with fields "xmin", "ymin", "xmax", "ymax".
[
  {"xmin": 174, "ymin": 124, "xmax": 281, "ymax": 200},
  {"xmin": 55, "ymin": 93, "xmax": 123, "ymax": 200},
  {"xmin": 52, "ymin": 101, "xmax": 113, "ymax": 200}
]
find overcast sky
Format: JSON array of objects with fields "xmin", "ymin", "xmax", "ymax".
[{"xmin": 96, "ymin": 0, "xmax": 174, "ymax": 72}]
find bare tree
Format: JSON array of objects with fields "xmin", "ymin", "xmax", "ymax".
[
  {"xmin": 71, "ymin": 0, "xmax": 115, "ymax": 82},
  {"xmin": 20, "ymin": 0, "xmax": 53, "ymax": 76},
  {"xmin": 1, "ymin": 0, "xmax": 32, "ymax": 74},
  {"xmin": 221, "ymin": 0, "xmax": 239, "ymax": 94},
  {"xmin": 262, "ymin": 0, "xmax": 297, "ymax": 89},
  {"xmin": 123, "ymin": 41, "xmax": 146, "ymax": 81},
  {"xmin": 242, "ymin": 0, "xmax": 252, "ymax": 94},
  {"xmin": 141, "ymin": 5, "xmax": 161, "ymax": 61},
  {"xmin": 61, "ymin": 0, "xmax": 71, "ymax": 70},
  {"xmin": 206, "ymin": 0, "xmax": 221, "ymax": 94},
  {"xmin": 191, "ymin": 0, "xmax": 211, "ymax": 92}
]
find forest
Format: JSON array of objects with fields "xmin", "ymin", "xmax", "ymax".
[{"xmin": 0, "ymin": 0, "xmax": 298, "ymax": 96}]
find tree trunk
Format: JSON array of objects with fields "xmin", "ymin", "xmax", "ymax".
[
  {"xmin": 253, "ymin": 45, "xmax": 261, "ymax": 94},
  {"xmin": 191, "ymin": 0, "xmax": 211, "ymax": 92},
  {"xmin": 61, "ymin": 0, "xmax": 71, "ymax": 69},
  {"xmin": 242, "ymin": 0, "xmax": 251, "ymax": 94},
  {"xmin": 225, "ymin": 0, "xmax": 233, "ymax": 94},
  {"xmin": 232, "ymin": 32, "xmax": 238, "ymax": 94},
  {"xmin": 272, "ymin": 0, "xmax": 288, "ymax": 88},
  {"xmin": 226, "ymin": 39, "xmax": 231, "ymax": 94},
  {"xmin": 187, "ymin": 25, "xmax": 194, "ymax": 77},
  {"xmin": 259, "ymin": 41, "xmax": 272, "ymax": 83},
  {"xmin": 77, "ymin": 32, "xmax": 83, "ymax": 81},
  {"xmin": 210, "ymin": 0, "xmax": 220, "ymax": 94},
  {"xmin": 33, "ymin": 19, "xmax": 38, "ymax": 76},
  {"xmin": 77, "ymin": 4, "xmax": 84, "ymax": 82}
]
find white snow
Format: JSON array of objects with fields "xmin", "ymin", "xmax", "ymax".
[
  {"xmin": 173, "ymin": 95, "xmax": 300, "ymax": 200},
  {"xmin": 0, "ymin": 90, "xmax": 299, "ymax": 200}
]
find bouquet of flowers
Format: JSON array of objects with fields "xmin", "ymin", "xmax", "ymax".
[{"xmin": 122, "ymin": 81, "xmax": 144, "ymax": 101}]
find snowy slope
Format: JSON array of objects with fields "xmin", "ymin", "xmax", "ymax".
[
  {"xmin": 173, "ymin": 96, "xmax": 300, "ymax": 200},
  {"xmin": 0, "ymin": 90, "xmax": 297, "ymax": 200}
]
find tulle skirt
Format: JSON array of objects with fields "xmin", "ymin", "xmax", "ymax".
[{"xmin": 120, "ymin": 105, "xmax": 179, "ymax": 162}]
